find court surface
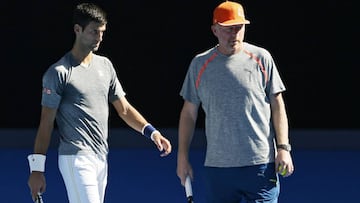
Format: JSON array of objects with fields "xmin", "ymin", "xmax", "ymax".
[{"xmin": 2, "ymin": 148, "xmax": 359, "ymax": 203}]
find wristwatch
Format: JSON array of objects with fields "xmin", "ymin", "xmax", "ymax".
[{"xmin": 276, "ymin": 144, "xmax": 291, "ymax": 152}]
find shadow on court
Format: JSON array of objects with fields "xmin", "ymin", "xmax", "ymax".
[{"xmin": 1, "ymin": 147, "xmax": 359, "ymax": 203}]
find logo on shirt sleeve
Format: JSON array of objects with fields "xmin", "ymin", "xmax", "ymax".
[{"xmin": 43, "ymin": 87, "xmax": 52, "ymax": 95}]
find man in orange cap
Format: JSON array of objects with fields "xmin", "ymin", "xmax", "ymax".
[{"xmin": 177, "ymin": 1, "xmax": 294, "ymax": 202}]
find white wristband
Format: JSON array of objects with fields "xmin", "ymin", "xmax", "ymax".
[{"xmin": 28, "ymin": 154, "xmax": 46, "ymax": 172}]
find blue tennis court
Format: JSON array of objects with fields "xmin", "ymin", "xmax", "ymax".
[
  {"xmin": 2, "ymin": 147, "xmax": 359, "ymax": 203},
  {"xmin": 1, "ymin": 129, "xmax": 359, "ymax": 203}
]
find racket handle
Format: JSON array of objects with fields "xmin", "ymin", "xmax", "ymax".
[
  {"xmin": 185, "ymin": 176, "xmax": 193, "ymax": 201},
  {"xmin": 35, "ymin": 193, "xmax": 44, "ymax": 203}
]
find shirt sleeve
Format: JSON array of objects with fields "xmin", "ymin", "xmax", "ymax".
[
  {"xmin": 263, "ymin": 51, "xmax": 286, "ymax": 95},
  {"xmin": 107, "ymin": 59, "xmax": 126, "ymax": 102},
  {"xmin": 179, "ymin": 58, "xmax": 201, "ymax": 105},
  {"xmin": 41, "ymin": 66, "xmax": 64, "ymax": 109}
]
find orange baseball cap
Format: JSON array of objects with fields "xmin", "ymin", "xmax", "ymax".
[{"xmin": 213, "ymin": 1, "xmax": 250, "ymax": 26}]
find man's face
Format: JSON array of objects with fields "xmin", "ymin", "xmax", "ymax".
[
  {"xmin": 212, "ymin": 24, "xmax": 245, "ymax": 55},
  {"xmin": 77, "ymin": 21, "xmax": 106, "ymax": 52}
]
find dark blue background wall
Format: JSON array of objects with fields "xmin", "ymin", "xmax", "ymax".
[{"xmin": 1, "ymin": 0, "xmax": 357, "ymax": 130}]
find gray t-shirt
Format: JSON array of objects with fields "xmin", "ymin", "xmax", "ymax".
[
  {"xmin": 41, "ymin": 52, "xmax": 125, "ymax": 156},
  {"xmin": 180, "ymin": 42, "xmax": 286, "ymax": 167}
]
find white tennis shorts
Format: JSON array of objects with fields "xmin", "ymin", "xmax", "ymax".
[{"xmin": 58, "ymin": 154, "xmax": 108, "ymax": 203}]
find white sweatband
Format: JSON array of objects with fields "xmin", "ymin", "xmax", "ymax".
[{"xmin": 28, "ymin": 154, "xmax": 46, "ymax": 172}]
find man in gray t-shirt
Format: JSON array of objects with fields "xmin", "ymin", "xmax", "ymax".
[
  {"xmin": 27, "ymin": 3, "xmax": 171, "ymax": 203},
  {"xmin": 177, "ymin": 1, "xmax": 294, "ymax": 203},
  {"xmin": 42, "ymin": 52, "xmax": 125, "ymax": 156}
]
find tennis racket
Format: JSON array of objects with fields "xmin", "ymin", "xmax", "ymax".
[
  {"xmin": 35, "ymin": 193, "xmax": 43, "ymax": 203},
  {"xmin": 184, "ymin": 176, "xmax": 194, "ymax": 203}
]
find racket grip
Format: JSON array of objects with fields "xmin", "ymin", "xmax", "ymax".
[
  {"xmin": 185, "ymin": 176, "xmax": 193, "ymax": 197},
  {"xmin": 35, "ymin": 193, "xmax": 43, "ymax": 203}
]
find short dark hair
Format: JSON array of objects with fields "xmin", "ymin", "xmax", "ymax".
[{"xmin": 73, "ymin": 3, "xmax": 107, "ymax": 29}]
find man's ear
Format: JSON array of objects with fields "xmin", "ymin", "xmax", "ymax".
[
  {"xmin": 74, "ymin": 24, "xmax": 82, "ymax": 34},
  {"xmin": 211, "ymin": 25, "xmax": 217, "ymax": 36}
]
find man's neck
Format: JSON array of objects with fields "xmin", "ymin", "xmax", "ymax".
[{"xmin": 71, "ymin": 47, "xmax": 92, "ymax": 65}]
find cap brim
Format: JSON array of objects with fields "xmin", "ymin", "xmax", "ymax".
[{"xmin": 218, "ymin": 19, "xmax": 250, "ymax": 26}]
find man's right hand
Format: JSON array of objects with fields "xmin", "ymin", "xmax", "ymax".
[{"xmin": 28, "ymin": 172, "xmax": 46, "ymax": 201}]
